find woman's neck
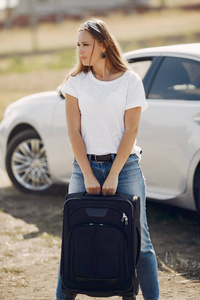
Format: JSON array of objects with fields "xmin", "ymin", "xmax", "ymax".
[
  {"xmin": 92, "ymin": 68, "xmax": 113, "ymax": 81},
  {"xmin": 92, "ymin": 63, "xmax": 113, "ymax": 81}
]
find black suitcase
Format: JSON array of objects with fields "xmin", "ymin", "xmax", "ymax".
[{"xmin": 60, "ymin": 192, "xmax": 141, "ymax": 300}]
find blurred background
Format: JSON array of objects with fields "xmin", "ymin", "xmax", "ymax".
[
  {"xmin": 0, "ymin": 0, "xmax": 200, "ymax": 121},
  {"xmin": 1, "ymin": 3, "xmax": 200, "ymax": 298}
]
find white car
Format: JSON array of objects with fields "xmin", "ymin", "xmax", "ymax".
[{"xmin": 0, "ymin": 43, "xmax": 200, "ymax": 212}]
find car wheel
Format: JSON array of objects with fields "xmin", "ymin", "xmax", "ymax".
[
  {"xmin": 194, "ymin": 163, "xmax": 200, "ymax": 213},
  {"xmin": 6, "ymin": 129, "xmax": 54, "ymax": 194}
]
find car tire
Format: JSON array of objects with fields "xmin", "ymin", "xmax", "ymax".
[
  {"xmin": 194, "ymin": 163, "xmax": 200, "ymax": 213},
  {"xmin": 6, "ymin": 129, "xmax": 57, "ymax": 194}
]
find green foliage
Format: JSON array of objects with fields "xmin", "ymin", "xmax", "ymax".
[
  {"xmin": 0, "ymin": 48, "xmax": 76, "ymax": 74},
  {"xmin": 48, "ymin": 49, "xmax": 76, "ymax": 70}
]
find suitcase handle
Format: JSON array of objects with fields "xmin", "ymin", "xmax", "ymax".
[{"xmin": 73, "ymin": 191, "xmax": 139, "ymax": 200}]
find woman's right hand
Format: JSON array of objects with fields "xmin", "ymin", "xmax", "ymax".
[{"xmin": 84, "ymin": 173, "xmax": 101, "ymax": 195}]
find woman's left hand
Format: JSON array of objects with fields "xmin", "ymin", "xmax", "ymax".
[{"xmin": 102, "ymin": 174, "xmax": 118, "ymax": 196}]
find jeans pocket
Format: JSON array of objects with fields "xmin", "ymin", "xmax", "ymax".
[
  {"xmin": 72, "ymin": 158, "xmax": 83, "ymax": 178},
  {"xmin": 123, "ymin": 154, "xmax": 139, "ymax": 168}
]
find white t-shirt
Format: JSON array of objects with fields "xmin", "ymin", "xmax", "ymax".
[{"xmin": 61, "ymin": 70, "xmax": 147, "ymax": 157}]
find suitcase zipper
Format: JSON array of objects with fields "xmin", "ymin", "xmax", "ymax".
[
  {"xmin": 121, "ymin": 213, "xmax": 128, "ymax": 225},
  {"xmin": 65, "ymin": 195, "xmax": 139, "ymax": 220},
  {"xmin": 66, "ymin": 203, "xmax": 129, "ymax": 226},
  {"xmin": 68, "ymin": 204, "xmax": 129, "ymax": 224}
]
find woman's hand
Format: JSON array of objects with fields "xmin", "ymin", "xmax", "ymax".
[
  {"xmin": 84, "ymin": 173, "xmax": 101, "ymax": 195},
  {"xmin": 102, "ymin": 173, "xmax": 118, "ymax": 196}
]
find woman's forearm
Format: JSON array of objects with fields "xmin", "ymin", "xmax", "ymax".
[
  {"xmin": 68, "ymin": 129, "xmax": 93, "ymax": 177},
  {"xmin": 110, "ymin": 107, "xmax": 141, "ymax": 177},
  {"xmin": 68, "ymin": 129, "xmax": 101, "ymax": 194},
  {"xmin": 102, "ymin": 107, "xmax": 141, "ymax": 196},
  {"xmin": 66, "ymin": 94, "xmax": 101, "ymax": 194},
  {"xmin": 110, "ymin": 128, "xmax": 138, "ymax": 176},
  {"xmin": 101, "ymin": 128, "xmax": 138, "ymax": 196},
  {"xmin": 65, "ymin": 94, "xmax": 93, "ymax": 177}
]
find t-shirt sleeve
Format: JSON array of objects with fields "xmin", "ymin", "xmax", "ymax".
[
  {"xmin": 61, "ymin": 75, "xmax": 78, "ymax": 98},
  {"xmin": 125, "ymin": 76, "xmax": 148, "ymax": 112}
]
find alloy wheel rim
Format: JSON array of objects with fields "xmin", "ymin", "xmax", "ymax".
[{"xmin": 11, "ymin": 138, "xmax": 53, "ymax": 191}]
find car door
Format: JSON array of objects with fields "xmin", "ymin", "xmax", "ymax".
[{"xmin": 131, "ymin": 55, "xmax": 200, "ymax": 199}]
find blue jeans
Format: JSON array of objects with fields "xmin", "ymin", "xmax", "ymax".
[{"xmin": 56, "ymin": 154, "xmax": 159, "ymax": 300}]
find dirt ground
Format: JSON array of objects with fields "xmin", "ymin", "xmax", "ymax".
[{"xmin": 0, "ymin": 170, "xmax": 200, "ymax": 300}]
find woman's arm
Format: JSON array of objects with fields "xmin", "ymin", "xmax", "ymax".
[
  {"xmin": 102, "ymin": 106, "xmax": 142, "ymax": 196},
  {"xmin": 65, "ymin": 94, "xmax": 101, "ymax": 194}
]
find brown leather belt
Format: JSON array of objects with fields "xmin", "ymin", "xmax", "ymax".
[{"xmin": 88, "ymin": 154, "xmax": 116, "ymax": 162}]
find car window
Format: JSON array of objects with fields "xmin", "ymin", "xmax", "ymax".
[
  {"xmin": 129, "ymin": 59, "xmax": 153, "ymax": 80},
  {"xmin": 148, "ymin": 57, "xmax": 200, "ymax": 100}
]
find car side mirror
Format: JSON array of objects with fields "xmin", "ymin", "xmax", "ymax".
[{"xmin": 57, "ymin": 85, "xmax": 65, "ymax": 99}]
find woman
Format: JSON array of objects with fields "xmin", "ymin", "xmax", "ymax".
[{"xmin": 56, "ymin": 19, "xmax": 159, "ymax": 300}]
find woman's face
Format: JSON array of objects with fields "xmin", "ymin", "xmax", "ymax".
[{"xmin": 77, "ymin": 30, "xmax": 104, "ymax": 66}]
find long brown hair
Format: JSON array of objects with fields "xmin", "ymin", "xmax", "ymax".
[{"xmin": 62, "ymin": 18, "xmax": 129, "ymax": 83}]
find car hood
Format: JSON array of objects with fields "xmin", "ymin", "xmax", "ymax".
[
  {"xmin": 9, "ymin": 90, "xmax": 59, "ymax": 107},
  {"xmin": 4, "ymin": 90, "xmax": 61, "ymax": 118}
]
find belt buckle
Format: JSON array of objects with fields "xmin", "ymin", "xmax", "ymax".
[{"xmin": 94, "ymin": 155, "xmax": 101, "ymax": 162}]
